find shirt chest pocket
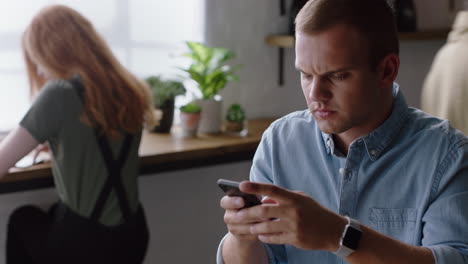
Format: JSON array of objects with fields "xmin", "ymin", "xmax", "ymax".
[{"xmin": 369, "ymin": 208, "xmax": 417, "ymax": 244}]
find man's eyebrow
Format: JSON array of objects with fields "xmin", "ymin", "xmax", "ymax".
[
  {"xmin": 295, "ymin": 66, "xmax": 353, "ymax": 75},
  {"xmin": 323, "ymin": 67, "xmax": 353, "ymax": 75}
]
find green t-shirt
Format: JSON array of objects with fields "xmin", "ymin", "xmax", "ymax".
[{"xmin": 20, "ymin": 78, "xmax": 141, "ymax": 226}]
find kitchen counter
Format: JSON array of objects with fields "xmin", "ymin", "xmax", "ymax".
[{"xmin": 0, "ymin": 118, "xmax": 275, "ymax": 194}]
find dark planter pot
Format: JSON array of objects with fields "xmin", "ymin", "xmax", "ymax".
[{"xmin": 153, "ymin": 99, "xmax": 175, "ymax": 133}]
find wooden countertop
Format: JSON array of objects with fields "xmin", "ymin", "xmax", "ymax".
[{"xmin": 0, "ymin": 118, "xmax": 275, "ymax": 194}]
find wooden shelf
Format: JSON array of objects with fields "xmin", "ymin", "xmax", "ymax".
[
  {"xmin": 398, "ymin": 29, "xmax": 450, "ymax": 41},
  {"xmin": 265, "ymin": 29, "xmax": 451, "ymax": 48},
  {"xmin": 265, "ymin": 35, "xmax": 295, "ymax": 48}
]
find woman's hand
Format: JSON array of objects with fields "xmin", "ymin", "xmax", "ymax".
[{"xmin": 32, "ymin": 143, "xmax": 49, "ymax": 164}]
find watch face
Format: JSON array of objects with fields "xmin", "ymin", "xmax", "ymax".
[{"xmin": 343, "ymin": 226, "xmax": 362, "ymax": 250}]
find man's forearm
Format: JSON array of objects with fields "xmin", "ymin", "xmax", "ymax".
[
  {"xmin": 345, "ymin": 225, "xmax": 434, "ymax": 264},
  {"xmin": 222, "ymin": 234, "xmax": 268, "ymax": 264}
]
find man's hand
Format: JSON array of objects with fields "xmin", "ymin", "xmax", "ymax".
[
  {"xmin": 238, "ymin": 181, "xmax": 347, "ymax": 252},
  {"xmin": 220, "ymin": 187, "xmax": 270, "ymax": 264},
  {"xmin": 220, "ymin": 193, "xmax": 263, "ymax": 242}
]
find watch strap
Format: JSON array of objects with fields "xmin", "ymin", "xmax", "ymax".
[{"xmin": 334, "ymin": 216, "xmax": 362, "ymax": 258}]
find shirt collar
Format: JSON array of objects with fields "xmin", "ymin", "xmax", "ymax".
[
  {"xmin": 322, "ymin": 83, "xmax": 410, "ymax": 160},
  {"xmin": 321, "ymin": 132, "xmax": 335, "ymax": 155}
]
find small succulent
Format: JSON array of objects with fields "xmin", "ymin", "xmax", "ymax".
[
  {"xmin": 226, "ymin": 104, "xmax": 246, "ymax": 123},
  {"xmin": 180, "ymin": 102, "xmax": 202, "ymax": 113}
]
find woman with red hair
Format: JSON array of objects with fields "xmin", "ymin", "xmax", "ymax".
[{"xmin": 0, "ymin": 5, "xmax": 155, "ymax": 264}]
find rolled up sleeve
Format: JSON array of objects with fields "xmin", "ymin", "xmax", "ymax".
[
  {"xmin": 216, "ymin": 234, "xmax": 228, "ymax": 264},
  {"xmin": 216, "ymin": 233, "xmax": 287, "ymax": 264},
  {"xmin": 422, "ymin": 192, "xmax": 468, "ymax": 263},
  {"xmin": 426, "ymin": 245, "xmax": 468, "ymax": 263},
  {"xmin": 422, "ymin": 141, "xmax": 468, "ymax": 263}
]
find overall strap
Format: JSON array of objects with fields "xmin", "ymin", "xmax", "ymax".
[
  {"xmin": 90, "ymin": 132, "xmax": 133, "ymax": 223},
  {"xmin": 72, "ymin": 77, "xmax": 85, "ymax": 102},
  {"xmin": 70, "ymin": 76, "xmax": 134, "ymax": 223}
]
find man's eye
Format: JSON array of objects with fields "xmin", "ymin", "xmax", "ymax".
[
  {"xmin": 329, "ymin": 72, "xmax": 349, "ymax": 81},
  {"xmin": 301, "ymin": 72, "xmax": 313, "ymax": 79},
  {"xmin": 330, "ymin": 73, "xmax": 348, "ymax": 81}
]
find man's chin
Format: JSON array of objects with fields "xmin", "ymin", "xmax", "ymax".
[
  {"xmin": 319, "ymin": 127, "xmax": 335, "ymax": 134},
  {"xmin": 317, "ymin": 122, "xmax": 345, "ymax": 135}
]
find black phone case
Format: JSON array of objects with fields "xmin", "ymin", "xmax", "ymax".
[{"xmin": 217, "ymin": 179, "xmax": 261, "ymax": 208}]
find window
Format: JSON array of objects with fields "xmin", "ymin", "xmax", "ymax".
[{"xmin": 0, "ymin": 0, "xmax": 205, "ymax": 133}]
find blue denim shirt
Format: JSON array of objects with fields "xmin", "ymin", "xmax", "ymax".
[{"xmin": 217, "ymin": 84, "xmax": 468, "ymax": 264}]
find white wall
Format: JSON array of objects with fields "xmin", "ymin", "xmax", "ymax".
[
  {"xmin": 0, "ymin": 161, "xmax": 251, "ymax": 264},
  {"xmin": 205, "ymin": 0, "xmax": 305, "ymax": 119},
  {"xmin": 398, "ymin": 40, "xmax": 446, "ymax": 107},
  {"xmin": 207, "ymin": 0, "xmax": 452, "ymax": 117}
]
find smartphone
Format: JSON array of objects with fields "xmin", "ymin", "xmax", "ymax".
[{"xmin": 217, "ymin": 179, "xmax": 262, "ymax": 208}]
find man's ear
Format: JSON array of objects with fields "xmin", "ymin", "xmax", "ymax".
[{"xmin": 378, "ymin": 53, "xmax": 400, "ymax": 89}]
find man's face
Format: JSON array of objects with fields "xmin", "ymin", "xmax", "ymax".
[{"xmin": 295, "ymin": 24, "xmax": 387, "ymax": 138}]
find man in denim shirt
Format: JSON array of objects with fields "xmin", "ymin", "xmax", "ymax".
[{"xmin": 218, "ymin": 0, "xmax": 468, "ymax": 263}]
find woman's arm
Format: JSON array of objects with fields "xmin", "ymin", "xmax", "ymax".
[{"xmin": 0, "ymin": 126, "xmax": 39, "ymax": 178}]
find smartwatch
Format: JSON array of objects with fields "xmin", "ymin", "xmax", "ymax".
[{"xmin": 334, "ymin": 216, "xmax": 362, "ymax": 258}]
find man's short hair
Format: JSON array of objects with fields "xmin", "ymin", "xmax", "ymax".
[{"xmin": 295, "ymin": 0, "xmax": 399, "ymax": 69}]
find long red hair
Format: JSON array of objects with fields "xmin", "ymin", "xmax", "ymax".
[{"xmin": 22, "ymin": 5, "xmax": 156, "ymax": 138}]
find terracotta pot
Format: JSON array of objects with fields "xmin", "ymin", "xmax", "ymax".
[
  {"xmin": 180, "ymin": 112, "xmax": 201, "ymax": 137},
  {"xmin": 225, "ymin": 121, "xmax": 244, "ymax": 132}
]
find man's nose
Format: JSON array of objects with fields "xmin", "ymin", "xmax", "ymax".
[{"xmin": 308, "ymin": 78, "xmax": 331, "ymax": 102}]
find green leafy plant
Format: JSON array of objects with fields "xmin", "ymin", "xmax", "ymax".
[
  {"xmin": 145, "ymin": 76, "xmax": 186, "ymax": 107},
  {"xmin": 181, "ymin": 41, "xmax": 240, "ymax": 99},
  {"xmin": 226, "ymin": 104, "xmax": 246, "ymax": 122},
  {"xmin": 180, "ymin": 102, "xmax": 202, "ymax": 113}
]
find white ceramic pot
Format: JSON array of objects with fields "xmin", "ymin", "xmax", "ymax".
[{"xmin": 195, "ymin": 98, "xmax": 222, "ymax": 134}]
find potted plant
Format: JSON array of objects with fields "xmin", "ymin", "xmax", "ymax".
[
  {"xmin": 225, "ymin": 103, "xmax": 246, "ymax": 133},
  {"xmin": 179, "ymin": 102, "xmax": 202, "ymax": 137},
  {"xmin": 145, "ymin": 76, "xmax": 186, "ymax": 133},
  {"xmin": 181, "ymin": 41, "xmax": 240, "ymax": 134}
]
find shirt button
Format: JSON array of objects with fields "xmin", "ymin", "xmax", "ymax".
[
  {"xmin": 326, "ymin": 139, "xmax": 331, "ymax": 148},
  {"xmin": 370, "ymin": 149, "xmax": 377, "ymax": 156},
  {"xmin": 339, "ymin": 168, "xmax": 346, "ymax": 175}
]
